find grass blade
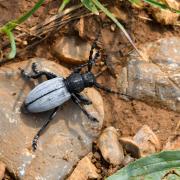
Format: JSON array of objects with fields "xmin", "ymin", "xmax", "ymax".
[{"xmin": 6, "ymin": 30, "xmax": 16, "ymax": 59}]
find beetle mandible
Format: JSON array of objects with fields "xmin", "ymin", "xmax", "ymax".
[{"xmin": 20, "ymin": 41, "xmax": 131, "ymax": 151}]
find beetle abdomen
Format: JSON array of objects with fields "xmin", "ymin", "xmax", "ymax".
[{"xmin": 25, "ymin": 77, "xmax": 71, "ymax": 113}]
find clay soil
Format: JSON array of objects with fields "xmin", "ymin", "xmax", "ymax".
[{"xmin": 0, "ymin": 0, "xmax": 180, "ymax": 179}]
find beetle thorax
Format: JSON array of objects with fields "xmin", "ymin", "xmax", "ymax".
[{"xmin": 64, "ymin": 72, "xmax": 95, "ymax": 93}]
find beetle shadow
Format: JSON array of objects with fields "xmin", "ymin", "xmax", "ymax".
[
  {"xmin": 62, "ymin": 100, "xmax": 99, "ymax": 141},
  {"xmin": 19, "ymin": 100, "xmax": 79, "ymax": 133},
  {"xmin": 20, "ymin": 109, "xmax": 52, "ymax": 129},
  {"xmin": 20, "ymin": 99, "xmax": 96, "ymax": 143}
]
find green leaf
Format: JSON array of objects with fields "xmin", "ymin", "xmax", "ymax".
[
  {"xmin": 81, "ymin": 0, "xmax": 99, "ymax": 15},
  {"xmin": 107, "ymin": 151, "xmax": 180, "ymax": 180}
]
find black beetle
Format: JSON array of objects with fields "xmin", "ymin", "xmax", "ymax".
[{"xmin": 20, "ymin": 41, "xmax": 131, "ymax": 151}]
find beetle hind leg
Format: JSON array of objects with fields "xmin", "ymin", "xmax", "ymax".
[
  {"xmin": 31, "ymin": 62, "xmax": 57, "ymax": 80},
  {"xmin": 20, "ymin": 63, "xmax": 57, "ymax": 80},
  {"xmin": 71, "ymin": 93, "xmax": 98, "ymax": 122},
  {"xmin": 32, "ymin": 107, "xmax": 59, "ymax": 151}
]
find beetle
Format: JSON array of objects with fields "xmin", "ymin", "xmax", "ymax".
[{"xmin": 20, "ymin": 41, "xmax": 131, "ymax": 151}]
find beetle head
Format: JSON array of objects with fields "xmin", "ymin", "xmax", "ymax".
[{"xmin": 82, "ymin": 72, "xmax": 96, "ymax": 87}]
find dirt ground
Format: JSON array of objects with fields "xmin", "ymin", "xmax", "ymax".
[{"xmin": 0, "ymin": 0, "xmax": 180, "ymax": 179}]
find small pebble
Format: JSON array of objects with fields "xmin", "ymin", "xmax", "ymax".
[
  {"xmin": 119, "ymin": 137, "xmax": 140, "ymax": 158},
  {"xmin": 52, "ymin": 36, "xmax": 91, "ymax": 64},
  {"xmin": 133, "ymin": 125, "xmax": 161, "ymax": 156},
  {"xmin": 110, "ymin": 24, "xmax": 116, "ymax": 32},
  {"xmin": 98, "ymin": 127, "xmax": 124, "ymax": 165}
]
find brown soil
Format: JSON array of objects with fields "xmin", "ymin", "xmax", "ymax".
[{"xmin": 0, "ymin": 0, "xmax": 179, "ymax": 179}]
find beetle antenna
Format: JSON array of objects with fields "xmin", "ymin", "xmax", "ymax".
[
  {"xmin": 73, "ymin": 40, "xmax": 100, "ymax": 73},
  {"xmin": 88, "ymin": 32, "xmax": 101, "ymax": 72},
  {"xmin": 94, "ymin": 82, "xmax": 133, "ymax": 100},
  {"xmin": 87, "ymin": 43, "xmax": 100, "ymax": 72}
]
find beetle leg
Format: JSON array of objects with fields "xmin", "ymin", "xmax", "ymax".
[
  {"xmin": 88, "ymin": 41, "xmax": 100, "ymax": 72},
  {"xmin": 37, "ymin": 71, "xmax": 57, "ymax": 80},
  {"xmin": 74, "ymin": 93, "xmax": 92, "ymax": 105},
  {"xmin": 20, "ymin": 68, "xmax": 57, "ymax": 80},
  {"xmin": 31, "ymin": 62, "xmax": 57, "ymax": 79},
  {"xmin": 71, "ymin": 93, "xmax": 98, "ymax": 122},
  {"xmin": 32, "ymin": 106, "xmax": 59, "ymax": 151},
  {"xmin": 31, "ymin": 62, "xmax": 39, "ymax": 74},
  {"xmin": 73, "ymin": 63, "xmax": 88, "ymax": 73},
  {"xmin": 73, "ymin": 37, "xmax": 100, "ymax": 73}
]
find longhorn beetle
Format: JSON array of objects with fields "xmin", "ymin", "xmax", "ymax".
[{"xmin": 20, "ymin": 41, "xmax": 132, "ymax": 151}]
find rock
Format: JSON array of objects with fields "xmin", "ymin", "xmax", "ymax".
[
  {"xmin": 133, "ymin": 125, "xmax": 161, "ymax": 157},
  {"xmin": 52, "ymin": 36, "xmax": 92, "ymax": 64},
  {"xmin": 117, "ymin": 37, "xmax": 180, "ymax": 113},
  {"xmin": 135, "ymin": 0, "xmax": 180, "ymax": 25},
  {"xmin": 0, "ymin": 162, "xmax": 5, "ymax": 180},
  {"xmin": 119, "ymin": 137, "xmax": 141, "ymax": 158},
  {"xmin": 98, "ymin": 127, "xmax": 124, "ymax": 165},
  {"xmin": 152, "ymin": 9, "xmax": 179, "ymax": 25},
  {"xmin": 151, "ymin": 0, "xmax": 180, "ymax": 25},
  {"xmin": 119, "ymin": 125, "xmax": 160, "ymax": 158},
  {"xmin": 67, "ymin": 153, "xmax": 99, "ymax": 180},
  {"xmin": 0, "ymin": 58, "xmax": 104, "ymax": 179}
]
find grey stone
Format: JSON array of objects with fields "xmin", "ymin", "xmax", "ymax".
[
  {"xmin": 117, "ymin": 37, "xmax": 180, "ymax": 112},
  {"xmin": 0, "ymin": 58, "xmax": 104, "ymax": 179}
]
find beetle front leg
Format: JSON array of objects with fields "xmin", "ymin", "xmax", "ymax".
[
  {"xmin": 20, "ymin": 65, "xmax": 57, "ymax": 80},
  {"xmin": 71, "ymin": 93, "xmax": 98, "ymax": 122},
  {"xmin": 88, "ymin": 42, "xmax": 100, "ymax": 72},
  {"xmin": 73, "ymin": 63, "xmax": 88, "ymax": 73},
  {"xmin": 32, "ymin": 106, "xmax": 59, "ymax": 151},
  {"xmin": 73, "ymin": 38, "xmax": 100, "ymax": 73},
  {"xmin": 31, "ymin": 62, "xmax": 57, "ymax": 80}
]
